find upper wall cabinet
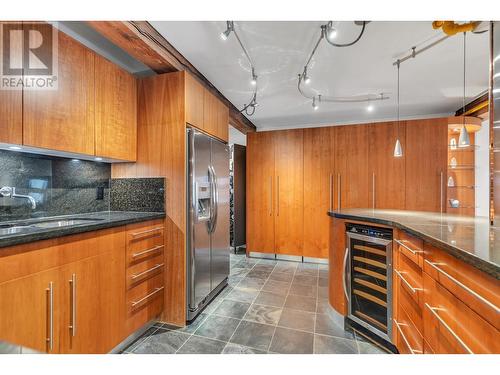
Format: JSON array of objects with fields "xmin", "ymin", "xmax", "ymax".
[
  {"xmin": 0, "ymin": 23, "xmax": 23, "ymax": 145},
  {"xmin": 23, "ymin": 25, "xmax": 96, "ymax": 156},
  {"xmin": 95, "ymin": 55, "xmax": 137, "ymax": 161},
  {"xmin": 184, "ymin": 73, "xmax": 229, "ymax": 143}
]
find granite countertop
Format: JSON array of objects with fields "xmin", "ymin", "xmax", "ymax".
[
  {"xmin": 0, "ymin": 211, "xmax": 166, "ymax": 249},
  {"xmin": 328, "ymin": 209, "xmax": 499, "ymax": 279}
]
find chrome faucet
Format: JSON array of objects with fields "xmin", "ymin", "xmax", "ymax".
[{"xmin": 0, "ymin": 186, "xmax": 37, "ymax": 209}]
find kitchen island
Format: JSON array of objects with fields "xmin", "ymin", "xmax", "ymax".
[{"xmin": 328, "ymin": 209, "xmax": 499, "ymax": 354}]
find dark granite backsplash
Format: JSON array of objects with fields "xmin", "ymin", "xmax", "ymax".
[
  {"xmin": 0, "ymin": 150, "xmax": 110, "ymax": 220},
  {"xmin": 110, "ymin": 178, "xmax": 165, "ymax": 212}
]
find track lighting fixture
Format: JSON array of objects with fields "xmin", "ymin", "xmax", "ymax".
[
  {"xmin": 326, "ymin": 21, "xmax": 337, "ymax": 41},
  {"xmin": 312, "ymin": 96, "xmax": 319, "ymax": 110},
  {"xmin": 220, "ymin": 21, "xmax": 234, "ymax": 41},
  {"xmin": 297, "ymin": 21, "xmax": 387, "ymax": 106},
  {"xmin": 458, "ymin": 32, "xmax": 471, "ymax": 148},
  {"xmin": 393, "ymin": 59, "xmax": 403, "ymax": 158},
  {"xmin": 219, "ymin": 21, "xmax": 259, "ymax": 116}
]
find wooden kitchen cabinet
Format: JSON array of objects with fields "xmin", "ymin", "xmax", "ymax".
[
  {"xmin": 247, "ymin": 131, "xmax": 276, "ymax": 254},
  {"xmin": 185, "ymin": 73, "xmax": 205, "ymax": 129},
  {"xmin": 335, "ymin": 125, "xmax": 370, "ymax": 209},
  {"xmin": 274, "ymin": 129, "xmax": 304, "ymax": 256},
  {"xmin": 23, "ymin": 25, "xmax": 96, "ymax": 155},
  {"xmin": 0, "ymin": 22, "xmax": 23, "ymax": 145},
  {"xmin": 405, "ymin": 118, "xmax": 447, "ymax": 212},
  {"xmin": 0, "ymin": 268, "xmax": 61, "ymax": 353},
  {"xmin": 95, "ymin": 54, "xmax": 137, "ymax": 161},
  {"xmin": 369, "ymin": 121, "xmax": 406, "ymax": 209},
  {"xmin": 203, "ymin": 89, "xmax": 229, "ymax": 142},
  {"xmin": 303, "ymin": 127, "xmax": 334, "ymax": 258}
]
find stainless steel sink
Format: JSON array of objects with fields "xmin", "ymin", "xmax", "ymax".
[
  {"xmin": 0, "ymin": 217, "xmax": 104, "ymax": 235},
  {"xmin": 0, "ymin": 225, "xmax": 36, "ymax": 236},
  {"xmin": 30, "ymin": 219, "xmax": 103, "ymax": 229}
]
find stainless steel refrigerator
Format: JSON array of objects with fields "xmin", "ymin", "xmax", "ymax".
[{"xmin": 186, "ymin": 127, "xmax": 230, "ymax": 321}]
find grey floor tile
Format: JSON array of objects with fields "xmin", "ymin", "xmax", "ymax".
[
  {"xmin": 194, "ymin": 315, "xmax": 240, "ymax": 341},
  {"xmin": 318, "ymin": 269, "xmax": 329, "ymax": 278},
  {"xmin": 273, "ymin": 261, "xmax": 298, "ymax": 273},
  {"xmin": 292, "ymin": 274, "xmax": 317, "ymax": 286},
  {"xmin": 203, "ymin": 298, "xmax": 223, "ymax": 314},
  {"xmin": 238, "ymin": 276, "xmax": 266, "ymax": 290},
  {"xmin": 222, "ymin": 343, "xmax": 267, "ymax": 354},
  {"xmin": 316, "ymin": 299, "xmax": 332, "ymax": 314},
  {"xmin": 226, "ymin": 287, "xmax": 259, "ymax": 303},
  {"xmin": 246, "ymin": 269, "xmax": 272, "ymax": 279},
  {"xmin": 295, "ymin": 268, "xmax": 318, "ymax": 277},
  {"xmin": 318, "ymin": 286, "xmax": 329, "ymax": 299},
  {"xmin": 289, "ymin": 282, "xmax": 317, "ymax": 297},
  {"xmin": 254, "ymin": 291, "xmax": 286, "ymax": 307},
  {"xmin": 257, "ymin": 259, "xmax": 278, "ymax": 266},
  {"xmin": 314, "ymin": 335, "xmax": 358, "ymax": 354},
  {"xmin": 357, "ymin": 341, "xmax": 389, "ymax": 354},
  {"xmin": 261, "ymin": 279, "xmax": 291, "ymax": 295},
  {"xmin": 298, "ymin": 262, "xmax": 319, "ymax": 270},
  {"xmin": 124, "ymin": 327, "xmax": 160, "ymax": 352},
  {"xmin": 269, "ymin": 271, "xmax": 294, "ymax": 282},
  {"xmin": 315, "ymin": 313, "xmax": 354, "ymax": 339},
  {"xmin": 318, "ymin": 277, "xmax": 328, "ymax": 287},
  {"xmin": 253, "ymin": 264, "xmax": 275, "ymax": 272},
  {"xmin": 230, "ymin": 320, "xmax": 275, "ymax": 351},
  {"xmin": 230, "ymin": 267, "xmax": 249, "ymax": 277},
  {"xmin": 177, "ymin": 336, "xmax": 226, "ymax": 354},
  {"xmin": 173, "ymin": 313, "xmax": 208, "ymax": 334},
  {"xmin": 217, "ymin": 285, "xmax": 233, "ymax": 299},
  {"xmin": 269, "ymin": 327, "xmax": 314, "ymax": 354},
  {"xmin": 243, "ymin": 304, "xmax": 282, "ymax": 325},
  {"xmin": 278, "ymin": 308, "xmax": 315, "ymax": 333},
  {"xmin": 228, "ymin": 275, "xmax": 243, "ymax": 287},
  {"xmin": 132, "ymin": 328, "xmax": 190, "ymax": 354},
  {"xmin": 213, "ymin": 299, "xmax": 251, "ymax": 319},
  {"xmin": 284, "ymin": 294, "xmax": 317, "ymax": 312},
  {"xmin": 233, "ymin": 261, "xmax": 255, "ymax": 270}
]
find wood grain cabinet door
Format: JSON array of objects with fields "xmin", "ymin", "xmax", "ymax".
[
  {"xmin": 274, "ymin": 129, "xmax": 304, "ymax": 256},
  {"xmin": 23, "ymin": 25, "xmax": 95, "ymax": 155},
  {"xmin": 59, "ymin": 250, "xmax": 125, "ymax": 354},
  {"xmin": 368, "ymin": 121, "xmax": 406, "ymax": 209},
  {"xmin": 335, "ymin": 125, "xmax": 369, "ymax": 209},
  {"xmin": 217, "ymin": 101, "xmax": 229, "ymax": 143},
  {"xmin": 203, "ymin": 89, "xmax": 219, "ymax": 139},
  {"xmin": 246, "ymin": 131, "xmax": 275, "ymax": 254},
  {"xmin": 0, "ymin": 22, "xmax": 23, "ymax": 145},
  {"xmin": 303, "ymin": 127, "xmax": 334, "ymax": 259},
  {"xmin": 405, "ymin": 118, "xmax": 447, "ymax": 212},
  {"xmin": 95, "ymin": 54, "xmax": 137, "ymax": 161},
  {"xmin": 0, "ymin": 268, "xmax": 61, "ymax": 353},
  {"xmin": 185, "ymin": 73, "xmax": 204, "ymax": 130}
]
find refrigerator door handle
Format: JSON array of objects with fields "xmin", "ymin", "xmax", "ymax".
[
  {"xmin": 209, "ymin": 165, "xmax": 219, "ymax": 234},
  {"xmin": 188, "ymin": 128, "xmax": 197, "ymax": 311}
]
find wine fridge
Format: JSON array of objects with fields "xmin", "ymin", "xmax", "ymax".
[{"xmin": 345, "ymin": 223, "xmax": 393, "ymax": 342}]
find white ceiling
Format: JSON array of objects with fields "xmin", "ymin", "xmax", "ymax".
[{"xmin": 150, "ymin": 21, "xmax": 489, "ymax": 131}]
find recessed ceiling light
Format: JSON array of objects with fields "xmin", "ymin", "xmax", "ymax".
[{"xmin": 8, "ymin": 146, "xmax": 22, "ymax": 150}]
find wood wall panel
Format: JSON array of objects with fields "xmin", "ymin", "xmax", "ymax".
[{"xmin": 112, "ymin": 71, "xmax": 186, "ymax": 326}]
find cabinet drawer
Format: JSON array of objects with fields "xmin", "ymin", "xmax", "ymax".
[
  {"xmin": 394, "ymin": 230, "xmax": 423, "ymax": 268},
  {"xmin": 397, "ymin": 274, "xmax": 423, "ymax": 336},
  {"xmin": 127, "ymin": 242, "xmax": 164, "ymax": 266},
  {"xmin": 126, "ymin": 254, "xmax": 164, "ymax": 288},
  {"xmin": 126, "ymin": 273, "xmax": 164, "ymax": 332},
  {"xmin": 394, "ymin": 302, "xmax": 423, "ymax": 354},
  {"xmin": 395, "ymin": 252, "xmax": 423, "ymax": 306},
  {"xmin": 423, "ymin": 272, "xmax": 500, "ymax": 354},
  {"xmin": 126, "ymin": 220, "xmax": 164, "ymax": 247},
  {"xmin": 424, "ymin": 244, "xmax": 500, "ymax": 329}
]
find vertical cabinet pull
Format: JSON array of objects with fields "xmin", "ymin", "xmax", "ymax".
[
  {"xmin": 329, "ymin": 173, "xmax": 333, "ymax": 211},
  {"xmin": 440, "ymin": 171, "xmax": 444, "ymax": 213},
  {"xmin": 269, "ymin": 176, "xmax": 273, "ymax": 216},
  {"xmin": 337, "ymin": 173, "xmax": 341, "ymax": 210},
  {"xmin": 277, "ymin": 176, "xmax": 280, "ymax": 216},
  {"xmin": 342, "ymin": 247, "xmax": 349, "ymax": 302},
  {"xmin": 372, "ymin": 172, "xmax": 376, "ymax": 209},
  {"xmin": 46, "ymin": 282, "xmax": 54, "ymax": 351},
  {"xmin": 394, "ymin": 319, "xmax": 422, "ymax": 354},
  {"xmin": 69, "ymin": 273, "xmax": 77, "ymax": 337}
]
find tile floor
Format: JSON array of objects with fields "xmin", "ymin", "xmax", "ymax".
[{"xmin": 122, "ymin": 253, "xmax": 387, "ymax": 354}]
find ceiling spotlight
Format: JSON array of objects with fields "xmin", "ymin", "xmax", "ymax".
[
  {"xmin": 312, "ymin": 96, "xmax": 319, "ymax": 110},
  {"xmin": 250, "ymin": 68, "xmax": 257, "ymax": 86},
  {"xmin": 326, "ymin": 21, "xmax": 337, "ymax": 41},
  {"xmin": 220, "ymin": 21, "xmax": 234, "ymax": 41},
  {"xmin": 367, "ymin": 104, "xmax": 374, "ymax": 112},
  {"xmin": 302, "ymin": 66, "xmax": 311, "ymax": 85}
]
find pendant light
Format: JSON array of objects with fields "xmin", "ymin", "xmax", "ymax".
[
  {"xmin": 458, "ymin": 32, "xmax": 471, "ymax": 148},
  {"xmin": 393, "ymin": 59, "xmax": 403, "ymax": 157}
]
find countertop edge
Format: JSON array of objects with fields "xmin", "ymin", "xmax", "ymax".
[
  {"xmin": 0, "ymin": 212, "xmax": 166, "ymax": 249},
  {"xmin": 328, "ymin": 211, "xmax": 499, "ymax": 280}
]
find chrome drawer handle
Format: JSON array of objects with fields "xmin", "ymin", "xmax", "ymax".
[
  {"xmin": 395, "ymin": 269, "xmax": 422, "ymax": 294},
  {"xmin": 46, "ymin": 282, "xmax": 54, "ymax": 351},
  {"xmin": 130, "ymin": 227, "xmax": 163, "ymax": 240},
  {"xmin": 425, "ymin": 260, "xmax": 500, "ymax": 314},
  {"xmin": 394, "ymin": 319, "xmax": 422, "ymax": 354},
  {"xmin": 132, "ymin": 245, "xmax": 164, "ymax": 259},
  {"xmin": 131, "ymin": 286, "xmax": 164, "ymax": 308},
  {"xmin": 69, "ymin": 273, "xmax": 77, "ymax": 337},
  {"xmin": 425, "ymin": 303, "xmax": 473, "ymax": 354},
  {"xmin": 131, "ymin": 263, "xmax": 164, "ymax": 281},
  {"xmin": 394, "ymin": 239, "xmax": 422, "ymax": 255}
]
